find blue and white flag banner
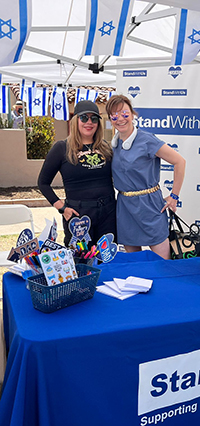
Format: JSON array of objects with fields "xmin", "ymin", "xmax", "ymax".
[
  {"xmin": 75, "ymin": 88, "xmax": 99, "ymax": 105},
  {"xmin": 0, "ymin": 85, "xmax": 9, "ymax": 114},
  {"xmin": 107, "ymin": 90, "xmax": 115, "ymax": 100},
  {"xmin": 0, "ymin": 0, "xmax": 32, "ymax": 66},
  {"xmin": 19, "ymin": 78, "xmax": 26, "ymax": 102},
  {"xmin": 82, "ymin": 0, "xmax": 135, "ymax": 56},
  {"xmin": 171, "ymin": 8, "xmax": 200, "ymax": 65},
  {"xmin": 27, "ymin": 87, "xmax": 49, "ymax": 117},
  {"xmin": 50, "ymin": 87, "xmax": 69, "ymax": 121},
  {"xmin": 19, "ymin": 80, "xmax": 36, "ymax": 103}
]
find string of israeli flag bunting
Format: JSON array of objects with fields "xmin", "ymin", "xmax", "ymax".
[
  {"xmin": 0, "ymin": 0, "xmax": 199, "ymax": 116},
  {"xmin": 0, "ymin": 79, "xmax": 115, "ymax": 118}
]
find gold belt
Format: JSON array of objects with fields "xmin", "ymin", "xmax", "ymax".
[{"xmin": 119, "ymin": 184, "xmax": 160, "ymax": 197}]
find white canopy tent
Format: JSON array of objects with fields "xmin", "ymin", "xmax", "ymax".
[{"xmin": 0, "ymin": 0, "xmax": 200, "ymax": 87}]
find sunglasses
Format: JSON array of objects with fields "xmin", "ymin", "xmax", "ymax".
[
  {"xmin": 110, "ymin": 111, "xmax": 130, "ymax": 121},
  {"xmin": 78, "ymin": 114, "xmax": 99, "ymax": 123}
]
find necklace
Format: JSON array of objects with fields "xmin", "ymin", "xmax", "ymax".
[{"xmin": 84, "ymin": 143, "xmax": 93, "ymax": 153}]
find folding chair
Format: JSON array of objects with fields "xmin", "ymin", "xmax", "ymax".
[{"xmin": 0, "ymin": 204, "xmax": 35, "ymax": 267}]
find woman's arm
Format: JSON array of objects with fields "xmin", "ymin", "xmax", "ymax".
[
  {"xmin": 38, "ymin": 142, "xmax": 65, "ymax": 205},
  {"xmin": 156, "ymin": 144, "xmax": 186, "ymax": 213},
  {"xmin": 38, "ymin": 141, "xmax": 79, "ymax": 220}
]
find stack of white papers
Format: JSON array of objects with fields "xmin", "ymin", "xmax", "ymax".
[
  {"xmin": 96, "ymin": 276, "xmax": 153, "ymax": 300},
  {"xmin": 8, "ymin": 263, "xmax": 34, "ymax": 280}
]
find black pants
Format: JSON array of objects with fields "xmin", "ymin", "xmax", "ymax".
[{"xmin": 62, "ymin": 194, "xmax": 117, "ymax": 247}]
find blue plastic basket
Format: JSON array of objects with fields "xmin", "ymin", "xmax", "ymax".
[{"xmin": 27, "ymin": 264, "xmax": 101, "ymax": 313}]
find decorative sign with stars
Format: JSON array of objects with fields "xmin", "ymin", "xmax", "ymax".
[{"xmin": 0, "ymin": 18, "xmax": 16, "ymax": 39}]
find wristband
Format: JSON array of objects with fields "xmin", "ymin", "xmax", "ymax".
[
  {"xmin": 170, "ymin": 192, "xmax": 179, "ymax": 201},
  {"xmin": 58, "ymin": 200, "xmax": 67, "ymax": 214}
]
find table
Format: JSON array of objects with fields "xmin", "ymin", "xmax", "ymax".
[{"xmin": 1, "ymin": 251, "xmax": 200, "ymax": 426}]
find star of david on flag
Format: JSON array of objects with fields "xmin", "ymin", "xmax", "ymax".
[
  {"xmin": 27, "ymin": 87, "xmax": 49, "ymax": 117},
  {"xmin": 171, "ymin": 8, "xmax": 200, "ymax": 65},
  {"xmin": 74, "ymin": 88, "xmax": 99, "ymax": 105},
  {"xmin": 0, "ymin": 85, "xmax": 9, "ymax": 114},
  {"xmin": 0, "ymin": 0, "xmax": 32, "ymax": 66},
  {"xmin": 82, "ymin": 0, "xmax": 135, "ymax": 56},
  {"xmin": 50, "ymin": 87, "xmax": 69, "ymax": 121},
  {"xmin": 99, "ymin": 21, "xmax": 115, "ymax": 37}
]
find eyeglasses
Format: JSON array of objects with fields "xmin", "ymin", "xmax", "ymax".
[
  {"xmin": 110, "ymin": 111, "xmax": 130, "ymax": 121},
  {"xmin": 78, "ymin": 114, "xmax": 99, "ymax": 123}
]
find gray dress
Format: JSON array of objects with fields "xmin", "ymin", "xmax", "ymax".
[{"xmin": 112, "ymin": 128, "xmax": 169, "ymax": 246}]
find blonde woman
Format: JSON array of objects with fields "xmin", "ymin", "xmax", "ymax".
[{"xmin": 38, "ymin": 100, "xmax": 116, "ymax": 247}]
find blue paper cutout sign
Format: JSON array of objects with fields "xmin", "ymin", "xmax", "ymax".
[
  {"xmin": 96, "ymin": 233, "xmax": 117, "ymax": 263},
  {"xmin": 16, "ymin": 228, "xmax": 33, "ymax": 247},
  {"xmin": 68, "ymin": 215, "xmax": 92, "ymax": 246}
]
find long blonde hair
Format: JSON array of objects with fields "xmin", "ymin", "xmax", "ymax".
[{"xmin": 66, "ymin": 115, "xmax": 113, "ymax": 165}]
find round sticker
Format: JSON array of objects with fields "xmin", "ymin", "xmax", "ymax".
[{"xmin": 41, "ymin": 254, "xmax": 51, "ymax": 264}]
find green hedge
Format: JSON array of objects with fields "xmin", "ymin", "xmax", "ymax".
[{"xmin": 25, "ymin": 116, "xmax": 55, "ymax": 159}]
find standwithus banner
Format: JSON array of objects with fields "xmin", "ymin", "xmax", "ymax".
[{"xmin": 116, "ymin": 62, "xmax": 200, "ymax": 228}]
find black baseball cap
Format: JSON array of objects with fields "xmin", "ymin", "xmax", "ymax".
[{"xmin": 74, "ymin": 100, "xmax": 102, "ymax": 119}]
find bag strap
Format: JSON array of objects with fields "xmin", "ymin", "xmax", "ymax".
[{"xmin": 169, "ymin": 210, "xmax": 189, "ymax": 233}]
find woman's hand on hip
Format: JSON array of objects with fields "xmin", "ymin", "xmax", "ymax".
[
  {"xmin": 63, "ymin": 207, "xmax": 79, "ymax": 221},
  {"xmin": 161, "ymin": 196, "xmax": 177, "ymax": 213},
  {"xmin": 53, "ymin": 200, "xmax": 79, "ymax": 221}
]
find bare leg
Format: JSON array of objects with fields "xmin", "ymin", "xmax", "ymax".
[
  {"xmin": 124, "ymin": 245, "xmax": 142, "ymax": 253},
  {"xmin": 150, "ymin": 238, "xmax": 170, "ymax": 260}
]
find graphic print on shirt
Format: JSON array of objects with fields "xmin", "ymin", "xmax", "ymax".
[{"xmin": 77, "ymin": 148, "xmax": 106, "ymax": 169}]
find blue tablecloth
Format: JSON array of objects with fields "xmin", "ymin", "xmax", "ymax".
[{"xmin": 1, "ymin": 251, "xmax": 200, "ymax": 426}]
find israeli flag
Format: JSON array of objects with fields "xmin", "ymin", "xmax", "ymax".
[
  {"xmin": 171, "ymin": 9, "xmax": 200, "ymax": 65},
  {"xmin": 27, "ymin": 87, "xmax": 49, "ymax": 117},
  {"xmin": 75, "ymin": 88, "xmax": 99, "ymax": 105},
  {"xmin": 107, "ymin": 91, "xmax": 115, "ymax": 100},
  {"xmin": 0, "ymin": 0, "xmax": 32, "ymax": 66},
  {"xmin": 82, "ymin": 0, "xmax": 134, "ymax": 56},
  {"xmin": 50, "ymin": 87, "xmax": 69, "ymax": 121},
  {"xmin": 19, "ymin": 80, "xmax": 36, "ymax": 103},
  {"xmin": 19, "ymin": 79, "xmax": 27, "ymax": 102},
  {"xmin": 0, "ymin": 85, "xmax": 9, "ymax": 113}
]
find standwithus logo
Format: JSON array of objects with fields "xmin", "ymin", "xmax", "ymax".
[
  {"xmin": 162, "ymin": 89, "xmax": 187, "ymax": 96},
  {"xmin": 123, "ymin": 70, "xmax": 147, "ymax": 77},
  {"xmin": 128, "ymin": 85, "xmax": 141, "ymax": 98},
  {"xmin": 138, "ymin": 350, "xmax": 200, "ymax": 425},
  {"xmin": 163, "ymin": 180, "xmax": 173, "ymax": 192},
  {"xmin": 135, "ymin": 108, "xmax": 200, "ymax": 135},
  {"xmin": 168, "ymin": 66, "xmax": 182, "ymax": 79}
]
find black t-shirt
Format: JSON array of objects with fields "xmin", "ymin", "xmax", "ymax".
[{"xmin": 38, "ymin": 140, "xmax": 114, "ymax": 205}]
